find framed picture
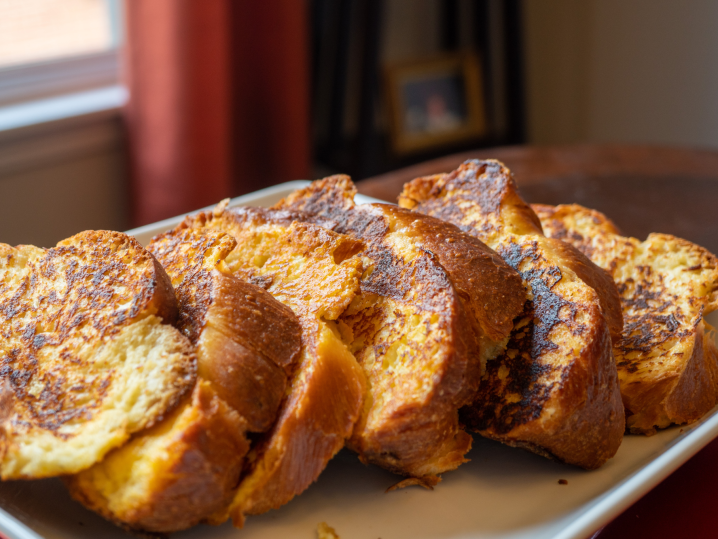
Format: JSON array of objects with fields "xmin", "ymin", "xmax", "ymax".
[{"xmin": 384, "ymin": 53, "xmax": 487, "ymax": 155}]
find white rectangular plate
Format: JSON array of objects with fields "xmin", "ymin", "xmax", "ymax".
[{"xmin": 1, "ymin": 180, "xmax": 717, "ymax": 539}]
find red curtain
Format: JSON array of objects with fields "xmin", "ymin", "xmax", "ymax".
[
  {"xmin": 231, "ymin": 1, "xmax": 312, "ymax": 195},
  {"xmin": 124, "ymin": 0, "xmax": 311, "ymax": 227}
]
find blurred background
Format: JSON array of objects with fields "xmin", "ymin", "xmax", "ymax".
[
  {"xmin": 3, "ymin": 3, "xmax": 718, "ymax": 538},
  {"xmin": 1, "ymin": 0, "xmax": 718, "ymax": 246}
]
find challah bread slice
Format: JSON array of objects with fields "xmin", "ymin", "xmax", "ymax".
[
  {"xmin": 0, "ymin": 231, "xmax": 196, "ymax": 480},
  {"xmin": 66, "ymin": 381, "xmax": 249, "ymax": 533},
  {"xmin": 66, "ymin": 228, "xmax": 303, "ymax": 532},
  {"xmin": 275, "ymin": 176, "xmax": 525, "ymax": 479},
  {"xmin": 400, "ymin": 159, "xmax": 625, "ymax": 469},
  {"xmin": 534, "ymin": 203, "xmax": 718, "ymax": 434},
  {"xmin": 149, "ymin": 228, "xmax": 303, "ymax": 433},
  {"xmin": 172, "ymin": 206, "xmax": 366, "ymax": 527}
]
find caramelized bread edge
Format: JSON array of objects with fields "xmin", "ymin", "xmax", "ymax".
[{"xmin": 399, "ymin": 160, "xmax": 625, "ymax": 468}]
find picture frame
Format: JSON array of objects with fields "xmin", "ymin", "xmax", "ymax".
[{"xmin": 384, "ymin": 53, "xmax": 487, "ymax": 155}]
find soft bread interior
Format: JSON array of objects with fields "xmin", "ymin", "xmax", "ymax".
[
  {"xmin": 535, "ymin": 203, "xmax": 718, "ymax": 433},
  {"xmin": 175, "ymin": 209, "xmax": 366, "ymax": 527},
  {"xmin": 67, "ymin": 228, "xmax": 303, "ymax": 533},
  {"xmin": 67, "ymin": 381, "xmax": 248, "ymax": 533},
  {"xmin": 5, "ymin": 316, "xmax": 194, "ymax": 480},
  {"xmin": 273, "ymin": 177, "xmax": 526, "ymax": 478},
  {"xmin": 0, "ymin": 231, "xmax": 196, "ymax": 480}
]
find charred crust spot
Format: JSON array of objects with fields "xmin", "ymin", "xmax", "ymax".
[
  {"xmin": 463, "ymin": 304, "xmax": 561, "ymax": 433},
  {"xmin": 276, "ymin": 188, "xmax": 456, "ymax": 311},
  {"xmin": 616, "ymin": 268, "xmax": 692, "ymax": 367},
  {"xmin": 464, "ymin": 240, "xmax": 584, "ymax": 433},
  {"xmin": 536, "ymin": 219, "xmax": 594, "ymax": 259},
  {"xmin": 340, "ymin": 210, "xmax": 456, "ymax": 313},
  {"xmin": 403, "ymin": 159, "xmax": 542, "ymax": 244},
  {"xmin": 274, "ymin": 174, "xmax": 356, "ymax": 216},
  {"xmin": 449, "ymin": 160, "xmax": 509, "ymax": 216},
  {"xmin": 403, "ymin": 163, "xmax": 490, "ymax": 234},
  {"xmin": 148, "ymin": 229, "xmax": 237, "ymax": 342},
  {"xmin": 0, "ymin": 231, "xmax": 165, "ymax": 433},
  {"xmin": 248, "ymin": 274, "xmax": 273, "ymax": 289},
  {"xmin": 276, "ymin": 177, "xmax": 500, "ymax": 469},
  {"xmin": 537, "ymin": 205, "xmax": 717, "ymax": 404},
  {"xmin": 500, "ymin": 240, "xmax": 580, "ymax": 357}
]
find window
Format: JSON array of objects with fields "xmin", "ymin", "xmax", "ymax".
[
  {"xmin": 0, "ymin": 0, "xmax": 124, "ymax": 109},
  {"xmin": 0, "ymin": 0, "xmax": 121, "ymax": 68}
]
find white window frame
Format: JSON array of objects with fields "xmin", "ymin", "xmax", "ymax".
[
  {"xmin": 0, "ymin": 0, "xmax": 127, "ymax": 172},
  {"xmin": 0, "ymin": 51, "xmax": 120, "ymax": 108},
  {"xmin": 0, "ymin": 0, "xmax": 125, "ymax": 110}
]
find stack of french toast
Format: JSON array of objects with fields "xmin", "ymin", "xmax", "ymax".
[{"xmin": 1, "ymin": 159, "xmax": 717, "ymax": 533}]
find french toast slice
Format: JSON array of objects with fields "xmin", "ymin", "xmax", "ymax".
[
  {"xmin": 0, "ymin": 231, "xmax": 196, "ymax": 480},
  {"xmin": 533, "ymin": 203, "xmax": 718, "ymax": 434},
  {"xmin": 67, "ymin": 381, "xmax": 249, "ymax": 533},
  {"xmin": 399, "ymin": 159, "xmax": 625, "ymax": 469},
  {"xmin": 170, "ymin": 204, "xmax": 366, "ymax": 527},
  {"xmin": 66, "ymin": 229, "xmax": 302, "ymax": 532},
  {"xmin": 275, "ymin": 176, "xmax": 526, "ymax": 478},
  {"xmin": 149, "ymin": 228, "xmax": 303, "ymax": 433}
]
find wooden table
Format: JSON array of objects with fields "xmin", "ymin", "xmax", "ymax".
[
  {"xmin": 357, "ymin": 144, "xmax": 718, "ymax": 539},
  {"xmin": 357, "ymin": 144, "xmax": 718, "ymax": 255}
]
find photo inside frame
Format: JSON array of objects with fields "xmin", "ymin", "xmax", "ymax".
[
  {"xmin": 385, "ymin": 54, "xmax": 486, "ymax": 155},
  {"xmin": 402, "ymin": 71, "xmax": 468, "ymax": 134}
]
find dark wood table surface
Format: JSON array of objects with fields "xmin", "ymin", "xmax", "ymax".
[{"xmin": 357, "ymin": 144, "xmax": 718, "ymax": 539}]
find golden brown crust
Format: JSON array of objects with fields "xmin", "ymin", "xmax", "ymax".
[
  {"xmin": 0, "ymin": 231, "xmax": 196, "ymax": 479},
  {"xmin": 657, "ymin": 322, "xmax": 718, "ymax": 426},
  {"xmin": 201, "ymin": 274, "xmax": 301, "ymax": 374},
  {"xmin": 0, "ymin": 381, "xmax": 10, "ymax": 465},
  {"xmin": 66, "ymin": 381, "xmax": 250, "ymax": 533},
  {"xmin": 149, "ymin": 228, "xmax": 302, "ymax": 432},
  {"xmin": 399, "ymin": 166, "xmax": 544, "ymax": 245},
  {"xmin": 400, "ymin": 159, "xmax": 625, "ymax": 469},
  {"xmin": 274, "ymin": 176, "xmax": 525, "ymax": 477},
  {"xmin": 177, "ymin": 205, "xmax": 366, "ymax": 525},
  {"xmin": 54, "ymin": 230, "xmax": 181, "ymax": 329},
  {"xmin": 538, "ymin": 236, "xmax": 623, "ymax": 343},
  {"xmin": 536, "ymin": 203, "xmax": 718, "ymax": 434},
  {"xmin": 532, "ymin": 204, "xmax": 631, "ymax": 277},
  {"xmin": 460, "ymin": 236, "xmax": 623, "ymax": 469},
  {"xmin": 146, "ymin": 227, "xmax": 237, "ymax": 341},
  {"xmin": 384, "ymin": 205, "xmax": 526, "ymax": 344},
  {"xmin": 180, "ymin": 206, "xmax": 365, "ymax": 320},
  {"xmin": 402, "ymin": 167, "xmax": 622, "ymax": 339},
  {"xmin": 532, "ymin": 203, "xmax": 622, "ymax": 244},
  {"xmin": 227, "ymin": 319, "xmax": 365, "ymax": 525},
  {"xmin": 195, "ymin": 272, "xmax": 301, "ymax": 432},
  {"xmin": 68, "ymin": 227, "xmax": 304, "ymax": 532}
]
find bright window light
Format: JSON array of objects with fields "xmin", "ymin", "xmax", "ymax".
[{"xmin": 0, "ymin": 0, "xmax": 121, "ymax": 69}]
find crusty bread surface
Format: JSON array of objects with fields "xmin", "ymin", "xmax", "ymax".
[
  {"xmin": 0, "ymin": 231, "xmax": 196, "ymax": 480},
  {"xmin": 66, "ymin": 381, "xmax": 249, "ymax": 532},
  {"xmin": 400, "ymin": 160, "xmax": 625, "ymax": 469},
  {"xmin": 66, "ymin": 228, "xmax": 303, "ymax": 532},
  {"xmin": 174, "ymin": 205, "xmax": 366, "ymax": 527},
  {"xmin": 149, "ymin": 227, "xmax": 303, "ymax": 433},
  {"xmin": 275, "ymin": 176, "xmax": 526, "ymax": 478},
  {"xmin": 534, "ymin": 203, "xmax": 718, "ymax": 434}
]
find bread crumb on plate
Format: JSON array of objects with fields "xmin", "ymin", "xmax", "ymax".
[{"xmin": 317, "ymin": 522, "xmax": 340, "ymax": 538}]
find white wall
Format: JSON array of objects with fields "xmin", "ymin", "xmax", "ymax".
[
  {"xmin": 524, "ymin": 0, "xmax": 718, "ymax": 147},
  {"xmin": 0, "ymin": 115, "xmax": 129, "ymax": 247}
]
